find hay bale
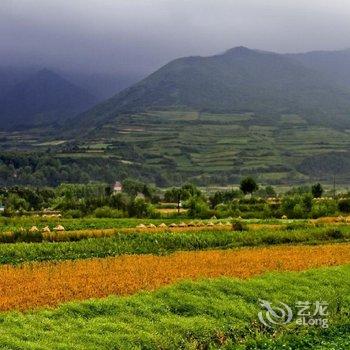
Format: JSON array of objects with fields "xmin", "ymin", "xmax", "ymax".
[
  {"xmin": 336, "ymin": 216, "xmax": 345, "ymax": 222},
  {"xmin": 281, "ymin": 215, "xmax": 288, "ymax": 220},
  {"xmin": 178, "ymin": 222, "xmax": 187, "ymax": 227},
  {"xmin": 196, "ymin": 221, "xmax": 204, "ymax": 227},
  {"xmin": 207, "ymin": 222, "xmax": 214, "ymax": 226},
  {"xmin": 158, "ymin": 223, "xmax": 167, "ymax": 228},
  {"xmin": 137, "ymin": 224, "xmax": 147, "ymax": 229},
  {"xmin": 346, "ymin": 216, "xmax": 350, "ymax": 223},
  {"xmin": 187, "ymin": 221, "xmax": 195, "ymax": 227},
  {"xmin": 147, "ymin": 223, "xmax": 157, "ymax": 228},
  {"xmin": 54, "ymin": 225, "xmax": 65, "ymax": 231},
  {"xmin": 29, "ymin": 226, "xmax": 39, "ymax": 233},
  {"xmin": 217, "ymin": 222, "xmax": 224, "ymax": 226},
  {"xmin": 169, "ymin": 223, "xmax": 177, "ymax": 227},
  {"xmin": 42, "ymin": 226, "xmax": 51, "ymax": 233}
]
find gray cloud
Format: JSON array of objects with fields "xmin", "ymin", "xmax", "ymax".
[{"xmin": 1, "ymin": 0, "xmax": 350, "ymax": 75}]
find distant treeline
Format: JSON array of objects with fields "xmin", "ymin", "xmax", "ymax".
[
  {"xmin": 1, "ymin": 178, "xmax": 350, "ymax": 220},
  {"xmin": 0, "ymin": 152, "xmax": 175, "ymax": 187},
  {"xmin": 2, "ymin": 151, "xmax": 350, "ymax": 187}
]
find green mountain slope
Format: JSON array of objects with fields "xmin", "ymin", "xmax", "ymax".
[
  {"xmin": 52, "ymin": 47, "xmax": 350, "ymax": 185},
  {"xmin": 78, "ymin": 47, "xmax": 350, "ymax": 129},
  {"xmin": 4, "ymin": 47, "xmax": 350, "ymax": 186}
]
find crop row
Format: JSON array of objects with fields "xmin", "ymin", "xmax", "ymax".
[
  {"xmin": 0, "ymin": 265, "xmax": 349, "ymax": 349},
  {"xmin": 1, "ymin": 265, "xmax": 349, "ymax": 349},
  {"xmin": 0, "ymin": 224, "xmax": 234, "ymax": 243},
  {"xmin": 0, "ymin": 226, "xmax": 349, "ymax": 265},
  {"xmin": 0, "ymin": 218, "xmax": 348, "ymax": 244},
  {"xmin": 0, "ymin": 243, "xmax": 349, "ymax": 311}
]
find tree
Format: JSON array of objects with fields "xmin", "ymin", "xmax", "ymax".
[
  {"xmin": 265, "ymin": 186, "xmax": 276, "ymax": 197},
  {"xmin": 109, "ymin": 193, "xmax": 129, "ymax": 211},
  {"xmin": 164, "ymin": 188, "xmax": 188, "ymax": 213},
  {"xmin": 121, "ymin": 179, "xmax": 143, "ymax": 197},
  {"xmin": 240, "ymin": 177, "xmax": 258, "ymax": 195},
  {"xmin": 127, "ymin": 198, "xmax": 154, "ymax": 218},
  {"xmin": 209, "ymin": 189, "xmax": 241, "ymax": 208},
  {"xmin": 185, "ymin": 196, "xmax": 210, "ymax": 218},
  {"xmin": 311, "ymin": 183, "xmax": 323, "ymax": 198},
  {"xmin": 164, "ymin": 184, "xmax": 201, "ymax": 213}
]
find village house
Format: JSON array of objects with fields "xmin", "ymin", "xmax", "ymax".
[{"xmin": 113, "ymin": 181, "xmax": 123, "ymax": 194}]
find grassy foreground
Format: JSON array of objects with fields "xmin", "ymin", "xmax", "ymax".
[
  {"xmin": 0, "ymin": 265, "xmax": 349, "ymax": 349},
  {"xmin": 0, "ymin": 226, "xmax": 349, "ymax": 265}
]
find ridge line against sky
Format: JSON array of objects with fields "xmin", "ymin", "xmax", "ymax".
[{"xmin": 1, "ymin": 0, "xmax": 350, "ymax": 75}]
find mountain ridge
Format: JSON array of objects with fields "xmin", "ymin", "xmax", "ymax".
[
  {"xmin": 0, "ymin": 69, "xmax": 97, "ymax": 130},
  {"xmin": 75, "ymin": 46, "xmax": 350, "ymax": 130},
  {"xmin": 287, "ymin": 48, "xmax": 350, "ymax": 89}
]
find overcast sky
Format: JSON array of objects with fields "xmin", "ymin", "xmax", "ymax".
[{"xmin": 1, "ymin": 0, "xmax": 350, "ymax": 75}]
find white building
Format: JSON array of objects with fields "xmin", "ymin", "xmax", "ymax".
[{"xmin": 113, "ymin": 181, "xmax": 123, "ymax": 193}]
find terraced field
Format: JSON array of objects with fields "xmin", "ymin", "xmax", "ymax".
[
  {"xmin": 4, "ymin": 111, "xmax": 350, "ymax": 184},
  {"xmin": 80, "ymin": 110, "xmax": 350, "ymax": 183}
]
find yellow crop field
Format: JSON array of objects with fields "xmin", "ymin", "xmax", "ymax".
[{"xmin": 0, "ymin": 243, "xmax": 349, "ymax": 311}]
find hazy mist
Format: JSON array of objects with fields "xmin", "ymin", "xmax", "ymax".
[{"xmin": 2, "ymin": 0, "xmax": 350, "ymax": 75}]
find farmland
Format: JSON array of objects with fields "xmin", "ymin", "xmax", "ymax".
[
  {"xmin": 0, "ymin": 243, "xmax": 349, "ymax": 311},
  {"xmin": 0, "ymin": 223, "xmax": 349, "ymax": 265},
  {"xmin": 0, "ymin": 212, "xmax": 349, "ymax": 349},
  {"xmin": 2, "ymin": 110, "xmax": 350, "ymax": 186},
  {"xmin": 3, "ymin": 5, "xmax": 350, "ymax": 348},
  {"xmin": 0, "ymin": 265, "xmax": 348, "ymax": 349}
]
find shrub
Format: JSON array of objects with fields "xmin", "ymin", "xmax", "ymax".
[
  {"xmin": 232, "ymin": 220, "xmax": 248, "ymax": 231},
  {"xmin": 311, "ymin": 200, "xmax": 337, "ymax": 218},
  {"xmin": 281, "ymin": 194, "xmax": 313, "ymax": 219},
  {"xmin": 338, "ymin": 199, "xmax": 350, "ymax": 213},
  {"xmin": 64, "ymin": 209, "xmax": 83, "ymax": 218},
  {"xmin": 185, "ymin": 197, "xmax": 211, "ymax": 219},
  {"xmin": 94, "ymin": 207, "xmax": 125, "ymax": 218},
  {"xmin": 326, "ymin": 229, "xmax": 344, "ymax": 240},
  {"xmin": 284, "ymin": 222, "xmax": 308, "ymax": 231},
  {"xmin": 127, "ymin": 198, "xmax": 155, "ymax": 218}
]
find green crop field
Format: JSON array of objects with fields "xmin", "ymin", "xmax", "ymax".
[
  {"xmin": 0, "ymin": 224, "xmax": 349, "ymax": 264},
  {"xmin": 0, "ymin": 266, "xmax": 349, "ymax": 349},
  {"xmin": 0, "ymin": 210, "xmax": 349, "ymax": 349}
]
